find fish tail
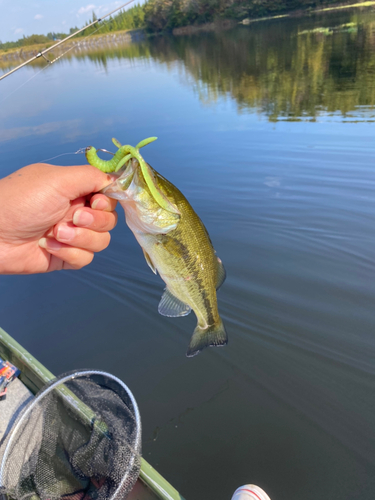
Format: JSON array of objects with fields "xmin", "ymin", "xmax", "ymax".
[{"xmin": 186, "ymin": 318, "xmax": 228, "ymax": 358}]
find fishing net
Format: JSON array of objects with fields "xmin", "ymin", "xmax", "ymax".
[{"xmin": 0, "ymin": 370, "xmax": 141, "ymax": 500}]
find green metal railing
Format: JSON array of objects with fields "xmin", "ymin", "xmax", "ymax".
[{"xmin": 0, "ymin": 327, "xmax": 185, "ymax": 500}]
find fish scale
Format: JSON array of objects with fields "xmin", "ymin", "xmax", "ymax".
[
  {"xmin": 87, "ymin": 145, "xmax": 228, "ymax": 357},
  {"xmin": 148, "ymin": 176, "xmax": 219, "ymax": 330}
]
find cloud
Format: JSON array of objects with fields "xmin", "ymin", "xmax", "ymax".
[
  {"xmin": 77, "ymin": 4, "xmax": 96, "ymax": 15},
  {"xmin": 0, "ymin": 120, "xmax": 83, "ymax": 143},
  {"xmin": 34, "ymin": 14, "xmax": 43, "ymax": 20},
  {"xmin": 264, "ymin": 177, "xmax": 281, "ymax": 187},
  {"xmin": 96, "ymin": 2, "xmax": 123, "ymax": 15},
  {"xmin": 14, "ymin": 28, "xmax": 23, "ymax": 35},
  {"xmin": 75, "ymin": 2, "xmax": 123, "ymax": 18}
]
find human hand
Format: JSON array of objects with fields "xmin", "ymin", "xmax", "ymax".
[{"xmin": 0, "ymin": 163, "xmax": 118, "ymax": 274}]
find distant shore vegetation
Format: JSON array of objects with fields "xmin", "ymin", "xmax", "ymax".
[{"xmin": 0, "ymin": 0, "xmax": 373, "ymax": 51}]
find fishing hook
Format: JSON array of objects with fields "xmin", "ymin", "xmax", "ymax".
[{"xmin": 97, "ymin": 149, "xmax": 115, "ymax": 155}]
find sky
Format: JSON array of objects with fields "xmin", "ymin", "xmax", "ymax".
[{"xmin": 0, "ymin": 0, "xmax": 140, "ymax": 43}]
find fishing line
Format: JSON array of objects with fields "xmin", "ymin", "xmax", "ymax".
[
  {"xmin": 0, "ymin": 65, "xmax": 49, "ymax": 104},
  {"xmin": 38, "ymin": 148, "xmax": 87, "ymax": 164},
  {"xmin": 40, "ymin": 16, "xmax": 118, "ymax": 67},
  {"xmin": 0, "ymin": 0, "xmax": 137, "ymax": 102},
  {"xmin": 38, "ymin": 148, "xmax": 114, "ymax": 164}
]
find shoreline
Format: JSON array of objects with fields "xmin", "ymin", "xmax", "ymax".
[
  {"xmin": 239, "ymin": 0, "xmax": 375, "ymax": 24},
  {"xmin": 1, "ymin": 0, "xmax": 375, "ymax": 66},
  {"xmin": 0, "ymin": 30, "xmax": 144, "ymax": 66}
]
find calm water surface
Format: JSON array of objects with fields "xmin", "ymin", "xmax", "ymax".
[{"xmin": 1, "ymin": 8, "xmax": 375, "ymax": 500}]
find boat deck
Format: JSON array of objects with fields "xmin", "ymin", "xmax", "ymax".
[{"xmin": 0, "ymin": 377, "xmax": 33, "ymax": 448}]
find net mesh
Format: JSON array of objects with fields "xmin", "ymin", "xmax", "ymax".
[{"xmin": 0, "ymin": 370, "xmax": 141, "ymax": 500}]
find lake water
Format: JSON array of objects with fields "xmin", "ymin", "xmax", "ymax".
[{"xmin": 1, "ymin": 7, "xmax": 375, "ymax": 500}]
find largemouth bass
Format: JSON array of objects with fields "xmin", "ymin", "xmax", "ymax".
[{"xmin": 86, "ymin": 139, "xmax": 227, "ymax": 357}]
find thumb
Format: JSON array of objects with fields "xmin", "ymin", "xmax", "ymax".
[{"xmin": 51, "ymin": 164, "xmax": 115, "ymax": 200}]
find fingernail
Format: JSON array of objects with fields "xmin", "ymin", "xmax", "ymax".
[
  {"xmin": 39, "ymin": 238, "xmax": 63, "ymax": 250},
  {"xmin": 92, "ymin": 198, "xmax": 109, "ymax": 210},
  {"xmin": 56, "ymin": 225, "xmax": 75, "ymax": 242},
  {"xmin": 73, "ymin": 210, "xmax": 94, "ymax": 227}
]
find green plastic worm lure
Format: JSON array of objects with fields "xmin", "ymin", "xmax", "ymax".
[
  {"xmin": 86, "ymin": 137, "xmax": 179, "ymax": 214},
  {"xmin": 85, "ymin": 139, "xmax": 127, "ymax": 173},
  {"xmin": 85, "ymin": 137, "xmax": 154, "ymax": 173}
]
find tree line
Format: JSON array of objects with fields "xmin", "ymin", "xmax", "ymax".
[
  {"xmin": 0, "ymin": 5, "xmax": 145, "ymax": 51},
  {"xmin": 0, "ymin": 0, "xmax": 363, "ymax": 50},
  {"xmin": 0, "ymin": 32, "xmax": 68, "ymax": 51}
]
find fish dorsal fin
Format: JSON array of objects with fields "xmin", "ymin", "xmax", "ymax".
[
  {"xmin": 158, "ymin": 289, "xmax": 191, "ymax": 317},
  {"xmin": 216, "ymin": 257, "xmax": 226, "ymax": 290},
  {"xmin": 143, "ymin": 249, "xmax": 157, "ymax": 275}
]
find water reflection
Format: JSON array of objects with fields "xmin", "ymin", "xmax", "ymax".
[
  {"xmin": 0, "ymin": 119, "xmax": 84, "ymax": 142},
  {"xmin": 3, "ymin": 10, "xmax": 375, "ymax": 120},
  {"xmin": 37, "ymin": 9, "xmax": 375, "ymax": 120}
]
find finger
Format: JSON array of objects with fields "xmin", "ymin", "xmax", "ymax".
[
  {"xmin": 72, "ymin": 207, "xmax": 118, "ymax": 232},
  {"xmin": 61, "ymin": 197, "xmax": 87, "ymax": 222},
  {"xmin": 43, "ymin": 196, "xmax": 88, "ymax": 238},
  {"xmin": 39, "ymin": 238, "xmax": 94, "ymax": 270},
  {"xmin": 47, "ymin": 164, "xmax": 117, "ymax": 200},
  {"xmin": 90, "ymin": 194, "xmax": 117, "ymax": 212},
  {"xmin": 54, "ymin": 223, "xmax": 111, "ymax": 252}
]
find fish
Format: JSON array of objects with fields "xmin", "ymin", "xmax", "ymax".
[{"xmin": 86, "ymin": 140, "xmax": 228, "ymax": 357}]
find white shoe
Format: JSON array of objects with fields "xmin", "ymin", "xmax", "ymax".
[{"xmin": 231, "ymin": 484, "xmax": 271, "ymax": 500}]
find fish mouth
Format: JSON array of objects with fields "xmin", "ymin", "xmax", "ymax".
[{"xmin": 100, "ymin": 160, "xmax": 136, "ymax": 199}]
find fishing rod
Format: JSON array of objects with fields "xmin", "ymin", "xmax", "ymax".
[{"xmin": 0, "ymin": 0, "xmax": 136, "ymax": 81}]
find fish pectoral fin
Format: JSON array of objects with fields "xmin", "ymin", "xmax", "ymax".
[
  {"xmin": 143, "ymin": 249, "xmax": 157, "ymax": 275},
  {"xmin": 158, "ymin": 289, "xmax": 191, "ymax": 317},
  {"xmin": 186, "ymin": 318, "xmax": 228, "ymax": 358},
  {"xmin": 216, "ymin": 257, "xmax": 226, "ymax": 290}
]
